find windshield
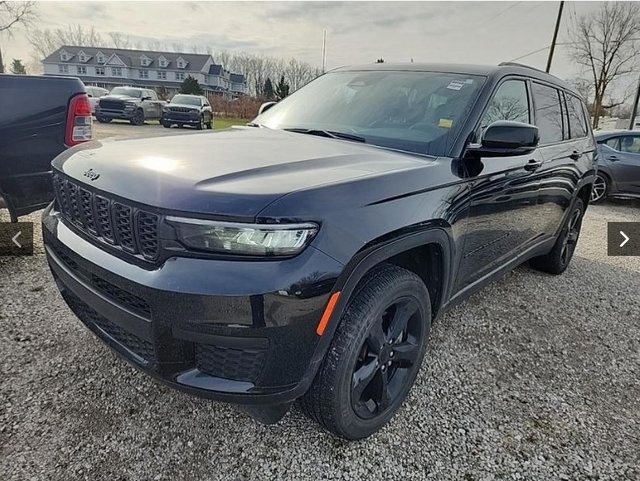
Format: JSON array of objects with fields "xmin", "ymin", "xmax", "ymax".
[
  {"xmin": 171, "ymin": 95, "xmax": 202, "ymax": 106},
  {"xmin": 255, "ymin": 70, "xmax": 485, "ymax": 157},
  {"xmin": 110, "ymin": 87, "xmax": 142, "ymax": 98}
]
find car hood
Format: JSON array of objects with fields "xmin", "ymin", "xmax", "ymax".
[
  {"xmin": 52, "ymin": 127, "xmax": 430, "ymax": 219},
  {"xmin": 99, "ymin": 94, "xmax": 139, "ymax": 102}
]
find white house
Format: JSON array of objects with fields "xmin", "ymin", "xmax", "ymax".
[{"xmin": 43, "ymin": 46, "xmax": 247, "ymax": 99}]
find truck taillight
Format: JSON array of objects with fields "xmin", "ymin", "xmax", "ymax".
[{"xmin": 65, "ymin": 93, "xmax": 93, "ymax": 146}]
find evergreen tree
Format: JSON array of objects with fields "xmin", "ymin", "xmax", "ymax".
[
  {"xmin": 274, "ymin": 75, "xmax": 290, "ymax": 100},
  {"xmin": 263, "ymin": 77, "xmax": 275, "ymax": 100},
  {"xmin": 10, "ymin": 58, "xmax": 26, "ymax": 74},
  {"xmin": 179, "ymin": 75, "xmax": 204, "ymax": 95}
]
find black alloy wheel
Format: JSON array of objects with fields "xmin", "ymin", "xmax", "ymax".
[{"xmin": 351, "ymin": 297, "xmax": 424, "ymax": 419}]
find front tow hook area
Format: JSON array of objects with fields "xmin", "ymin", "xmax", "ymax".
[{"xmin": 238, "ymin": 403, "xmax": 292, "ymax": 424}]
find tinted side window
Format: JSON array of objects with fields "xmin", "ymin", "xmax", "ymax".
[
  {"xmin": 566, "ymin": 94, "xmax": 588, "ymax": 138},
  {"xmin": 481, "ymin": 80, "xmax": 530, "ymax": 127},
  {"xmin": 532, "ymin": 83, "xmax": 563, "ymax": 143},
  {"xmin": 620, "ymin": 135, "xmax": 640, "ymax": 154}
]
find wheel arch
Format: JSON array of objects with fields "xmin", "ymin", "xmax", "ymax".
[{"xmin": 321, "ymin": 226, "xmax": 454, "ymax": 342}]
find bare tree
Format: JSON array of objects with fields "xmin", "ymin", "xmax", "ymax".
[
  {"xmin": 108, "ymin": 32, "xmax": 132, "ymax": 49},
  {"xmin": 569, "ymin": 3, "xmax": 640, "ymax": 128},
  {"xmin": 28, "ymin": 24, "xmax": 104, "ymax": 61},
  {"xmin": 0, "ymin": 1, "xmax": 37, "ymax": 73}
]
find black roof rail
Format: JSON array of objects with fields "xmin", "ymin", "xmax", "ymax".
[{"xmin": 498, "ymin": 62, "xmax": 548, "ymax": 74}]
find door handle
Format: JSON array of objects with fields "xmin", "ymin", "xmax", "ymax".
[
  {"xmin": 569, "ymin": 150, "xmax": 583, "ymax": 161},
  {"xmin": 608, "ymin": 155, "xmax": 619, "ymax": 161},
  {"xmin": 524, "ymin": 159, "xmax": 542, "ymax": 171}
]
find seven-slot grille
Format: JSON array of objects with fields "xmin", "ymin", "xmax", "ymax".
[
  {"xmin": 98, "ymin": 99, "xmax": 125, "ymax": 111},
  {"xmin": 168, "ymin": 106, "xmax": 196, "ymax": 113},
  {"xmin": 53, "ymin": 173, "xmax": 160, "ymax": 260}
]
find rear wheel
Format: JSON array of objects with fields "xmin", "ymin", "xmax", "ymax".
[
  {"xmin": 96, "ymin": 116, "xmax": 111, "ymax": 124},
  {"xmin": 590, "ymin": 174, "xmax": 608, "ymax": 203},
  {"xmin": 530, "ymin": 198, "xmax": 584, "ymax": 275},
  {"xmin": 300, "ymin": 264, "xmax": 431, "ymax": 440},
  {"xmin": 161, "ymin": 119, "xmax": 171, "ymax": 128}
]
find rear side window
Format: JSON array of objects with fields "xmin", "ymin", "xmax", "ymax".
[
  {"xmin": 566, "ymin": 94, "xmax": 588, "ymax": 138},
  {"xmin": 481, "ymin": 80, "xmax": 530, "ymax": 127},
  {"xmin": 532, "ymin": 83, "xmax": 563, "ymax": 144},
  {"xmin": 620, "ymin": 135, "xmax": 640, "ymax": 154}
]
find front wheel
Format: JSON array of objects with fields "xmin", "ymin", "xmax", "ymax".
[
  {"xmin": 130, "ymin": 109, "xmax": 145, "ymax": 126},
  {"xmin": 196, "ymin": 115, "xmax": 205, "ymax": 130},
  {"xmin": 300, "ymin": 264, "xmax": 431, "ymax": 440},
  {"xmin": 96, "ymin": 116, "xmax": 111, "ymax": 124},
  {"xmin": 530, "ymin": 198, "xmax": 585, "ymax": 275}
]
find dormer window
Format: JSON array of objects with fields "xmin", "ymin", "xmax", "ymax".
[
  {"xmin": 176, "ymin": 57, "xmax": 187, "ymax": 69},
  {"xmin": 158, "ymin": 56, "xmax": 168, "ymax": 68},
  {"xmin": 96, "ymin": 52, "xmax": 106, "ymax": 64},
  {"xmin": 77, "ymin": 50, "xmax": 89, "ymax": 63},
  {"xmin": 140, "ymin": 55, "xmax": 152, "ymax": 67},
  {"xmin": 60, "ymin": 49, "xmax": 70, "ymax": 61}
]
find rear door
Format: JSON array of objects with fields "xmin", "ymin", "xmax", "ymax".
[
  {"xmin": 610, "ymin": 134, "xmax": 640, "ymax": 194},
  {"xmin": 455, "ymin": 78, "xmax": 545, "ymax": 292},
  {"xmin": 531, "ymin": 83, "xmax": 590, "ymax": 237}
]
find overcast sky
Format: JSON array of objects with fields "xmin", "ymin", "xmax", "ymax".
[{"xmin": 0, "ymin": 1, "xmax": 626, "ymax": 86}]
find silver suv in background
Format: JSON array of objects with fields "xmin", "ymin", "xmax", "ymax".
[{"xmin": 84, "ymin": 85, "xmax": 109, "ymax": 114}]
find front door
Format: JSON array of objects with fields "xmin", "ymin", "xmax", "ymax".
[{"xmin": 454, "ymin": 78, "xmax": 544, "ymax": 293}]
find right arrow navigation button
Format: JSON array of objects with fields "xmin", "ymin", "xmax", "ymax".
[{"xmin": 608, "ymin": 222, "xmax": 640, "ymax": 256}]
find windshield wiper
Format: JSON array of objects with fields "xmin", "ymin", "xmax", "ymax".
[{"xmin": 284, "ymin": 128, "xmax": 366, "ymax": 143}]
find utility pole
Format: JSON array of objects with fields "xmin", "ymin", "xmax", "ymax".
[
  {"xmin": 629, "ymin": 75, "xmax": 640, "ymax": 130},
  {"xmin": 545, "ymin": 1, "xmax": 565, "ymax": 73},
  {"xmin": 322, "ymin": 30, "xmax": 327, "ymax": 73}
]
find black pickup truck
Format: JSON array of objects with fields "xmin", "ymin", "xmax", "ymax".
[{"xmin": 0, "ymin": 74, "xmax": 92, "ymax": 221}]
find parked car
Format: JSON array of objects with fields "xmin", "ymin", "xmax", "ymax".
[
  {"xmin": 0, "ymin": 74, "xmax": 92, "ymax": 222},
  {"xmin": 85, "ymin": 85, "xmax": 109, "ymax": 115},
  {"xmin": 42, "ymin": 62, "xmax": 595, "ymax": 440},
  {"xmin": 95, "ymin": 86, "xmax": 165, "ymax": 125},
  {"xmin": 591, "ymin": 130, "xmax": 640, "ymax": 202},
  {"xmin": 161, "ymin": 94, "xmax": 213, "ymax": 130}
]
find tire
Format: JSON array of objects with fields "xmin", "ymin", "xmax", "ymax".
[
  {"xmin": 206, "ymin": 119, "xmax": 213, "ymax": 130},
  {"xmin": 130, "ymin": 109, "xmax": 145, "ymax": 126},
  {"xmin": 177, "ymin": 123, "xmax": 184, "ymax": 129},
  {"xmin": 530, "ymin": 198, "xmax": 585, "ymax": 275},
  {"xmin": 590, "ymin": 173, "xmax": 608, "ymax": 203},
  {"xmin": 299, "ymin": 264, "xmax": 431, "ymax": 440},
  {"xmin": 196, "ymin": 115, "xmax": 205, "ymax": 130},
  {"xmin": 96, "ymin": 116, "xmax": 111, "ymax": 124}
]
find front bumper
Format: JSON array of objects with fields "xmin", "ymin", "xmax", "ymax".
[
  {"xmin": 42, "ymin": 204, "xmax": 343, "ymax": 405},
  {"xmin": 161, "ymin": 111, "xmax": 200, "ymax": 124},
  {"xmin": 95, "ymin": 106, "xmax": 136, "ymax": 121}
]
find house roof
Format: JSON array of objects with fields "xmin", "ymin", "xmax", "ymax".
[
  {"xmin": 230, "ymin": 73, "xmax": 245, "ymax": 83},
  {"xmin": 43, "ymin": 46, "xmax": 211, "ymax": 71}
]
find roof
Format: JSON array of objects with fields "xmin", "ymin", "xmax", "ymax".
[
  {"xmin": 594, "ymin": 129, "xmax": 639, "ymax": 138},
  {"xmin": 43, "ymin": 46, "xmax": 211, "ymax": 71},
  {"xmin": 208, "ymin": 64, "xmax": 223, "ymax": 75},
  {"xmin": 332, "ymin": 62, "xmax": 574, "ymax": 93},
  {"xmin": 230, "ymin": 73, "xmax": 245, "ymax": 83}
]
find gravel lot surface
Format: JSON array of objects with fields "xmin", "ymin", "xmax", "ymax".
[{"xmin": 1, "ymin": 198, "xmax": 639, "ymax": 480}]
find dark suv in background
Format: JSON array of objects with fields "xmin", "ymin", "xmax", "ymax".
[
  {"xmin": 42, "ymin": 62, "xmax": 595, "ymax": 440},
  {"xmin": 161, "ymin": 94, "xmax": 213, "ymax": 130}
]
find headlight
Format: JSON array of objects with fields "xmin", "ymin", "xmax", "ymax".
[
  {"xmin": 166, "ymin": 217, "xmax": 319, "ymax": 256},
  {"xmin": 162, "ymin": 107, "xmax": 170, "ymax": 113}
]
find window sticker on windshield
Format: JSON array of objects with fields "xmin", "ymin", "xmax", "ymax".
[
  {"xmin": 446, "ymin": 80, "xmax": 465, "ymax": 91},
  {"xmin": 439, "ymin": 118, "xmax": 454, "ymax": 128}
]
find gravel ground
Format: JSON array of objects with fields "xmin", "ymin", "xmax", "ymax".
[{"xmin": 1, "ymin": 200, "xmax": 639, "ymax": 481}]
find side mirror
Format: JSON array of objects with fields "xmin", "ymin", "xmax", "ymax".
[
  {"xmin": 468, "ymin": 121, "xmax": 540, "ymax": 157},
  {"xmin": 258, "ymin": 101, "xmax": 277, "ymax": 115}
]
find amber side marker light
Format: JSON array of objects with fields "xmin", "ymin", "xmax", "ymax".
[{"xmin": 316, "ymin": 291, "xmax": 341, "ymax": 336}]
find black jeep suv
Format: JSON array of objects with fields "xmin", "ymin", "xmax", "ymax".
[{"xmin": 43, "ymin": 63, "xmax": 596, "ymax": 440}]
